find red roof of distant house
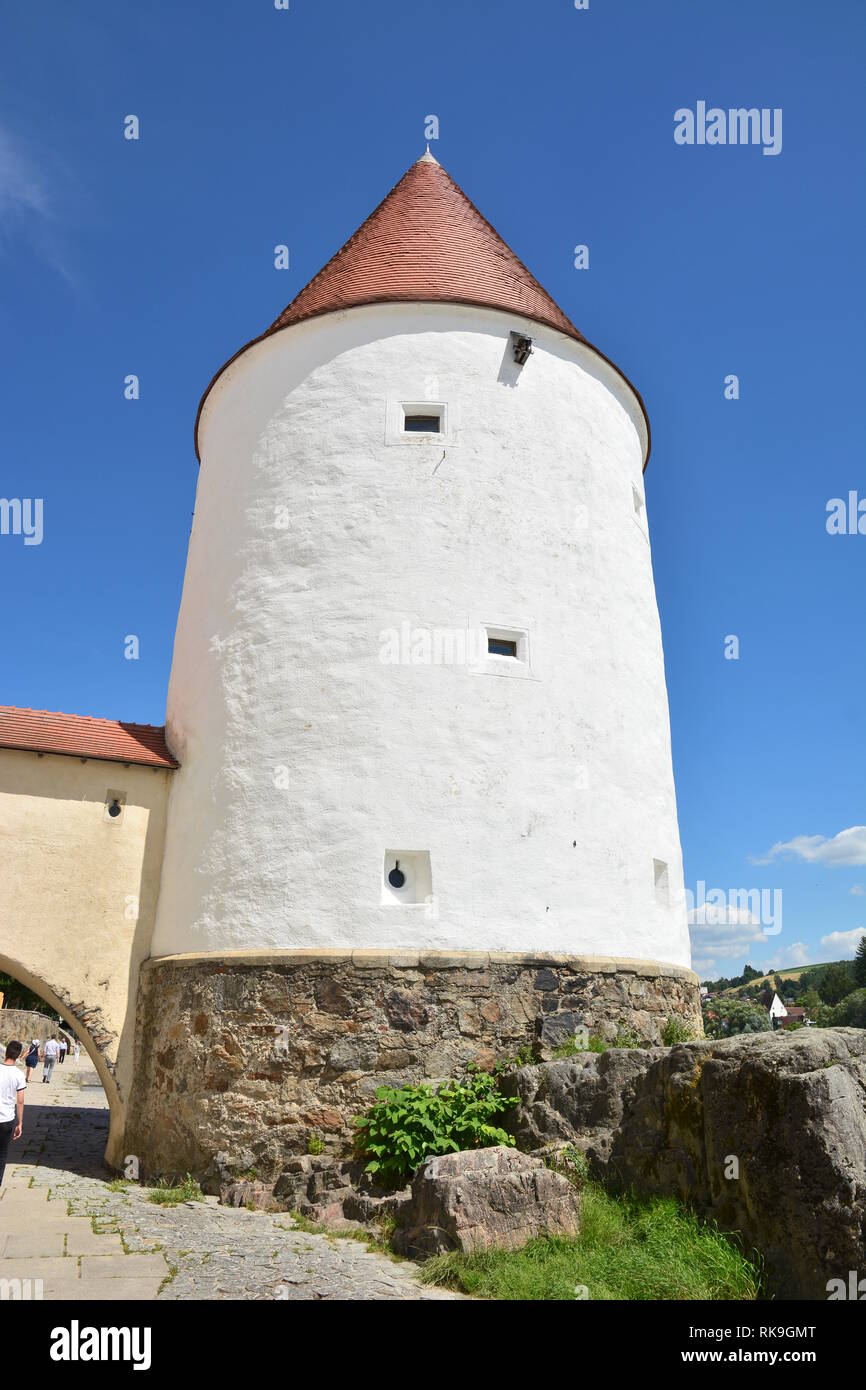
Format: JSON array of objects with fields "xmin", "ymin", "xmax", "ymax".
[
  {"xmin": 194, "ymin": 153, "xmax": 651, "ymax": 466},
  {"xmin": 0, "ymin": 706, "xmax": 178, "ymax": 769}
]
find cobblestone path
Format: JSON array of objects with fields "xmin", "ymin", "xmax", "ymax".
[{"xmin": 0, "ymin": 1059, "xmax": 461, "ymax": 1300}]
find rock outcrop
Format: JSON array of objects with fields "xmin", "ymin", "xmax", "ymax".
[
  {"xmin": 392, "ymin": 1146, "xmax": 581, "ymax": 1256},
  {"xmin": 503, "ymin": 1027, "xmax": 866, "ymax": 1299}
]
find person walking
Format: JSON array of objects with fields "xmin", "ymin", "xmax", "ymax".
[
  {"xmin": 42, "ymin": 1035, "xmax": 59, "ymax": 1083},
  {"xmin": 23, "ymin": 1038, "xmax": 40, "ymax": 1082},
  {"xmin": 58, "ymin": 1037, "xmax": 68, "ymax": 1065},
  {"xmin": 0, "ymin": 1041, "xmax": 26, "ymax": 1187},
  {"xmin": 73, "ymin": 1040, "xmax": 80, "ymax": 1064}
]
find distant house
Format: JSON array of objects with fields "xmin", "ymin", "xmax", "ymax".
[
  {"xmin": 768, "ymin": 993, "xmax": 788, "ymax": 1029},
  {"xmin": 779, "ymin": 1005, "xmax": 806, "ymax": 1030}
]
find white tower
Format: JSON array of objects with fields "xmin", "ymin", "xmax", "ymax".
[
  {"xmin": 130, "ymin": 155, "xmax": 698, "ymax": 1174},
  {"xmin": 151, "ymin": 152, "xmax": 690, "ymax": 968}
]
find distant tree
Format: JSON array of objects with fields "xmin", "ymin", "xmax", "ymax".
[
  {"xmin": 742, "ymin": 964, "xmax": 763, "ymax": 983},
  {"xmin": 0, "ymin": 972, "xmax": 47, "ymax": 1013},
  {"xmin": 797, "ymin": 986, "xmax": 822, "ymax": 1015},
  {"xmin": 819, "ymin": 963, "xmax": 856, "ymax": 1006},
  {"xmin": 854, "ymin": 936, "xmax": 866, "ymax": 989},
  {"xmin": 831, "ymin": 988, "xmax": 866, "ymax": 1029},
  {"xmin": 705, "ymin": 999, "xmax": 771, "ymax": 1039}
]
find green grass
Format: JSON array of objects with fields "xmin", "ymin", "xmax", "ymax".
[
  {"xmin": 552, "ymin": 1033, "xmax": 608, "ymax": 1059},
  {"xmin": 419, "ymin": 1183, "xmax": 762, "ymax": 1301},
  {"xmin": 147, "ymin": 1174, "xmax": 204, "ymax": 1207}
]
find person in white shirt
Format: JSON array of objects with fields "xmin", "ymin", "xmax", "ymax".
[
  {"xmin": 58, "ymin": 1037, "xmax": 68, "ymax": 1065},
  {"xmin": 42, "ymin": 1036, "xmax": 60, "ymax": 1083},
  {"xmin": 73, "ymin": 1041, "xmax": 80, "ymax": 1063},
  {"xmin": 0, "ymin": 1041, "xmax": 26, "ymax": 1185}
]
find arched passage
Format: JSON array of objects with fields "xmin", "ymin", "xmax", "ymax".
[
  {"xmin": 0, "ymin": 744, "xmax": 174, "ymax": 1170},
  {"xmin": 0, "ymin": 953, "xmax": 123, "ymax": 1165}
]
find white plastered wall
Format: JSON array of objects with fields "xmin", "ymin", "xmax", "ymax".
[{"xmin": 152, "ymin": 303, "xmax": 690, "ymax": 967}]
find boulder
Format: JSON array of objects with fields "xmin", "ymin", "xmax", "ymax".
[
  {"xmin": 393, "ymin": 1145, "xmax": 580, "ymax": 1256},
  {"xmin": 505, "ymin": 1027, "xmax": 866, "ymax": 1299}
]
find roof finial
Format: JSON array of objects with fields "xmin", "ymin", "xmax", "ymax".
[{"xmin": 418, "ymin": 143, "xmax": 439, "ymax": 165}]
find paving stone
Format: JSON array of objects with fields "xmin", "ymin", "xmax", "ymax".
[
  {"xmin": 0, "ymin": 1232, "xmax": 66, "ymax": 1258},
  {"xmin": 1, "ymin": 1060, "xmax": 464, "ymax": 1301},
  {"xmin": 79, "ymin": 1254, "xmax": 169, "ymax": 1280}
]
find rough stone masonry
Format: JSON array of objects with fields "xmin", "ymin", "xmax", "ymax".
[{"xmin": 125, "ymin": 951, "xmax": 700, "ymax": 1181}]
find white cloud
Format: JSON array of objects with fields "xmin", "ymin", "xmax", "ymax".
[
  {"xmin": 850, "ymin": 885, "xmax": 865, "ymax": 897},
  {"xmin": 688, "ymin": 910, "xmax": 766, "ymax": 969},
  {"xmin": 0, "ymin": 126, "xmax": 78, "ymax": 287},
  {"xmin": 750, "ymin": 826, "xmax": 866, "ymax": 868},
  {"xmin": 0, "ymin": 128, "xmax": 50, "ymax": 227},
  {"xmin": 688, "ymin": 904, "xmax": 759, "ymax": 927},
  {"xmin": 767, "ymin": 939, "xmax": 811, "ymax": 973},
  {"xmin": 819, "ymin": 928, "xmax": 866, "ymax": 958}
]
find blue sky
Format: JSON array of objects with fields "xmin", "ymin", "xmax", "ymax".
[{"xmin": 1, "ymin": 0, "xmax": 863, "ymax": 979}]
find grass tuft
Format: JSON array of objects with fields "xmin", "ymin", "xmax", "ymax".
[
  {"xmin": 147, "ymin": 1173, "xmax": 204, "ymax": 1206},
  {"xmin": 419, "ymin": 1183, "xmax": 762, "ymax": 1301}
]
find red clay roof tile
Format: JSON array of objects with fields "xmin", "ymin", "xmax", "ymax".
[
  {"xmin": 0, "ymin": 706, "xmax": 178, "ymax": 769},
  {"xmin": 195, "ymin": 154, "xmax": 650, "ymax": 465}
]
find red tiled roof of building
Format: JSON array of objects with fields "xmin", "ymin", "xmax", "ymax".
[
  {"xmin": 194, "ymin": 153, "xmax": 650, "ymax": 465},
  {"xmin": 0, "ymin": 706, "xmax": 178, "ymax": 769}
]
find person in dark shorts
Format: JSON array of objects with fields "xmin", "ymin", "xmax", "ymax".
[{"xmin": 24, "ymin": 1039, "xmax": 40, "ymax": 1081}]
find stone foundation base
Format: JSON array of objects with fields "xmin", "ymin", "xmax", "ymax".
[{"xmin": 125, "ymin": 950, "xmax": 701, "ymax": 1183}]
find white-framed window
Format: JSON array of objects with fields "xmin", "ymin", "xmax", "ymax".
[
  {"xmin": 476, "ymin": 623, "xmax": 532, "ymax": 678},
  {"xmin": 385, "ymin": 399, "xmax": 455, "ymax": 446}
]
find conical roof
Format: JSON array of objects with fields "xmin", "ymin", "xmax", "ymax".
[
  {"xmin": 195, "ymin": 153, "xmax": 649, "ymax": 462},
  {"xmin": 268, "ymin": 151, "xmax": 584, "ymax": 342}
]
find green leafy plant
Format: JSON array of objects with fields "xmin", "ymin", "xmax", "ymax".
[
  {"xmin": 353, "ymin": 1069, "xmax": 518, "ymax": 1186},
  {"xmin": 307, "ymin": 1133, "xmax": 325, "ymax": 1155},
  {"xmin": 613, "ymin": 1027, "xmax": 645, "ymax": 1049},
  {"xmin": 661, "ymin": 1015, "xmax": 696, "ymax": 1046}
]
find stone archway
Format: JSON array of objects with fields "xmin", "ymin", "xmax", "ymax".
[
  {"xmin": 0, "ymin": 953, "xmax": 124, "ymax": 1165},
  {"xmin": 0, "ymin": 744, "xmax": 174, "ymax": 1170}
]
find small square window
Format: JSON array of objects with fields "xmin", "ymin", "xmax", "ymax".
[
  {"xmin": 403, "ymin": 412, "xmax": 442, "ymax": 434},
  {"xmin": 477, "ymin": 624, "xmax": 532, "ymax": 678}
]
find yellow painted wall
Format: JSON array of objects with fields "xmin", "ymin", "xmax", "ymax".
[{"xmin": 0, "ymin": 747, "xmax": 171, "ymax": 1164}]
